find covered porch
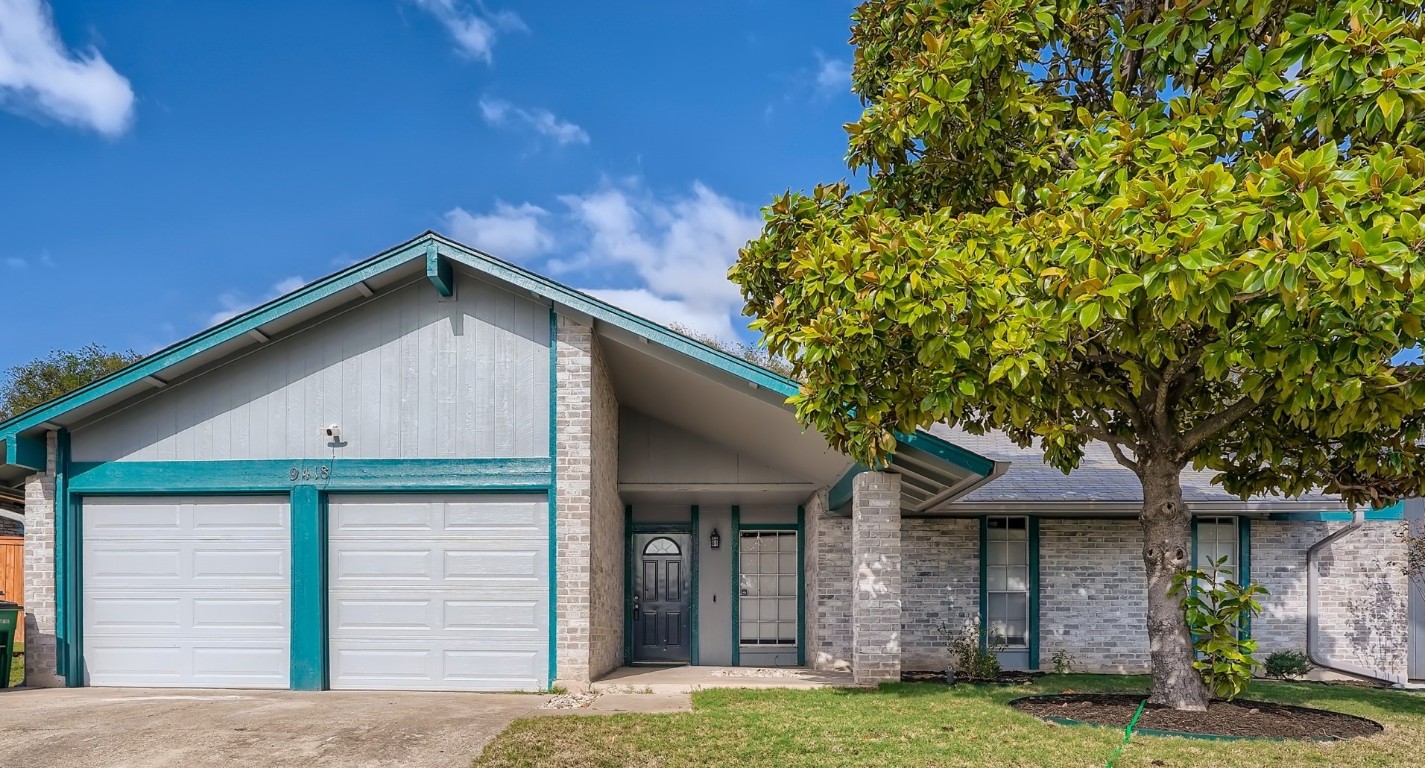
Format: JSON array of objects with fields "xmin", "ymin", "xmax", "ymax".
[{"xmin": 592, "ymin": 664, "xmax": 855, "ymax": 693}]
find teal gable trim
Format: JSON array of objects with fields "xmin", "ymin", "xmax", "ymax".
[
  {"xmin": 68, "ymin": 458, "xmax": 552, "ymax": 495},
  {"xmin": 426, "ymin": 244, "xmax": 454, "ymax": 297},
  {"xmin": 289, "ymin": 485, "xmax": 327, "ymax": 690},
  {"xmin": 897, "ymin": 431, "xmax": 997, "ymax": 478},
  {"xmin": 5, "ymin": 433, "xmax": 45, "ymax": 471},
  {"xmin": 730, "ymin": 505, "xmax": 740, "ymax": 667},
  {"xmin": 690, "ymin": 504, "xmax": 701, "ymax": 666},
  {"xmin": 828, "ymin": 465, "xmax": 865, "ymax": 511},
  {"xmin": 1265, "ymin": 506, "xmax": 1404, "ymax": 522}
]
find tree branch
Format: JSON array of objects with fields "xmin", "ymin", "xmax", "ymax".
[
  {"xmin": 1084, "ymin": 406, "xmax": 1140, "ymax": 473},
  {"xmin": 1180, "ymin": 395, "xmax": 1261, "ymax": 456}
]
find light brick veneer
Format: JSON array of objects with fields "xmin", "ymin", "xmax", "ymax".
[
  {"xmin": 1254, "ymin": 519, "xmax": 1408, "ymax": 681},
  {"xmin": 587, "ymin": 331, "xmax": 623, "ymax": 681},
  {"xmin": 806, "ymin": 491, "xmax": 852, "ymax": 671},
  {"xmin": 851, "ymin": 471, "xmax": 901, "ymax": 684},
  {"xmin": 1039, "ymin": 518, "xmax": 1150, "ymax": 673},
  {"xmin": 23, "ymin": 432, "xmax": 63, "ymax": 687},
  {"xmin": 899, "ymin": 517, "xmax": 978, "ymax": 671}
]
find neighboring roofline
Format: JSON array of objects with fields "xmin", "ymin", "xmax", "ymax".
[
  {"xmin": 934, "ymin": 498, "xmax": 1370, "ymax": 516},
  {"xmin": 0, "ymin": 231, "xmax": 995, "ymax": 483}
]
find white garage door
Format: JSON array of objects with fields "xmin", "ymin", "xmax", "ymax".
[
  {"xmin": 82, "ymin": 496, "xmax": 291, "ymax": 688},
  {"xmin": 328, "ymin": 494, "xmax": 549, "ymax": 691}
]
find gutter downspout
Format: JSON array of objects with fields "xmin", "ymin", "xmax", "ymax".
[{"xmin": 1306, "ymin": 508, "xmax": 1403, "ymax": 685}]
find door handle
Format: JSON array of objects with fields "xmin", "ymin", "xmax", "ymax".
[{"xmin": 633, "ymin": 596, "xmax": 640, "ymax": 619}]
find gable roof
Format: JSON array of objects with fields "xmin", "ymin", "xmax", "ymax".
[
  {"xmin": 930, "ymin": 425, "xmax": 1349, "ymax": 512},
  {"xmin": 0, "ymin": 232, "xmax": 993, "ymax": 493}
]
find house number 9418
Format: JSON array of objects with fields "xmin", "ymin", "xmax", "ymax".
[{"xmin": 289, "ymin": 466, "xmax": 331, "ymax": 482}]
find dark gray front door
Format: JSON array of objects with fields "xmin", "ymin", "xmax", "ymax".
[{"xmin": 632, "ymin": 533, "xmax": 692, "ymax": 663}]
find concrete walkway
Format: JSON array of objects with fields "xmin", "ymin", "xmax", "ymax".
[
  {"xmin": 592, "ymin": 665, "xmax": 856, "ymax": 693},
  {"xmin": 0, "ymin": 687, "xmax": 546, "ymax": 768}
]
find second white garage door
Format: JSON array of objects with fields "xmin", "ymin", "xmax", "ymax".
[{"xmin": 327, "ymin": 494, "xmax": 549, "ymax": 691}]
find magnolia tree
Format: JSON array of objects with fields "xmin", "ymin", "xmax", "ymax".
[{"xmin": 731, "ymin": 0, "xmax": 1425, "ymax": 710}]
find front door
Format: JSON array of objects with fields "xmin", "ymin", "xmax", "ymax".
[{"xmin": 632, "ymin": 533, "xmax": 692, "ymax": 663}]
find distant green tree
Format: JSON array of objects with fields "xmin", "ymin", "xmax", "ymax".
[
  {"xmin": 0, "ymin": 344, "xmax": 142, "ymax": 420},
  {"xmin": 669, "ymin": 324, "xmax": 797, "ymax": 379}
]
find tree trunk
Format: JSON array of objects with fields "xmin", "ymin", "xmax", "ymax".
[{"xmin": 1139, "ymin": 461, "xmax": 1210, "ymax": 711}]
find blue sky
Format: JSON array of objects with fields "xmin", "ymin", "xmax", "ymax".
[{"xmin": 0, "ymin": 0, "xmax": 862, "ymax": 364}]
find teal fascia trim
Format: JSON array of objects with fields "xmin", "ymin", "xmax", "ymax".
[
  {"xmin": 622, "ymin": 504, "xmax": 634, "ymax": 666},
  {"xmin": 1266, "ymin": 505, "xmax": 1405, "ymax": 522},
  {"xmin": 690, "ymin": 505, "xmax": 700, "ymax": 666},
  {"xmin": 547, "ymin": 308, "xmax": 558, "ymax": 689},
  {"xmin": 289, "ymin": 485, "xmax": 327, "ymax": 690},
  {"xmin": 51, "ymin": 430, "xmax": 82, "ymax": 686},
  {"xmin": 5, "ymin": 433, "xmax": 45, "ymax": 471},
  {"xmin": 426, "ymin": 244, "xmax": 454, "ymax": 297},
  {"xmin": 796, "ymin": 505, "xmax": 806, "ymax": 667},
  {"xmin": 730, "ymin": 505, "xmax": 740, "ymax": 667},
  {"xmin": 68, "ymin": 458, "xmax": 552, "ymax": 495},
  {"xmin": 828, "ymin": 464, "xmax": 866, "ymax": 511},
  {"xmin": 978, "ymin": 518, "xmax": 989, "ymax": 650},
  {"xmin": 896, "ymin": 431, "xmax": 997, "ymax": 478},
  {"xmin": 1028, "ymin": 516, "xmax": 1040, "ymax": 670}
]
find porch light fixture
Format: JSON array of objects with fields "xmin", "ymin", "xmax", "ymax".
[{"xmin": 710, "ymin": 528, "xmax": 721, "ymax": 549}]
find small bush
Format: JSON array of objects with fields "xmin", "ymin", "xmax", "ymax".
[
  {"xmin": 1264, "ymin": 650, "xmax": 1313, "ymax": 680},
  {"xmin": 1171, "ymin": 556, "xmax": 1268, "ymax": 701},
  {"xmin": 940, "ymin": 618, "xmax": 1002, "ymax": 681},
  {"xmin": 1051, "ymin": 648, "xmax": 1074, "ymax": 675}
]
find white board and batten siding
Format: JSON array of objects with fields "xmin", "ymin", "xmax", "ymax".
[
  {"xmin": 82, "ymin": 497, "xmax": 291, "ymax": 688},
  {"xmin": 328, "ymin": 494, "xmax": 550, "ymax": 691},
  {"xmin": 71, "ymin": 275, "xmax": 551, "ymax": 463}
]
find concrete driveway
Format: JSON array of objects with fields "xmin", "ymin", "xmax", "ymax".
[{"xmin": 0, "ymin": 687, "xmax": 549, "ymax": 768}]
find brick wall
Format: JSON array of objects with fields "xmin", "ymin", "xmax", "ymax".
[
  {"xmin": 808, "ymin": 501, "xmax": 852, "ymax": 671},
  {"xmin": 24, "ymin": 433, "xmax": 62, "ymax": 687},
  {"xmin": 554, "ymin": 317, "xmax": 594, "ymax": 685},
  {"xmin": 851, "ymin": 472, "xmax": 901, "ymax": 685},
  {"xmin": 900, "ymin": 517, "xmax": 978, "ymax": 671},
  {"xmin": 587, "ymin": 334, "xmax": 624, "ymax": 680},
  {"xmin": 1255, "ymin": 519, "xmax": 1409, "ymax": 681},
  {"xmin": 1039, "ymin": 518, "xmax": 1150, "ymax": 673}
]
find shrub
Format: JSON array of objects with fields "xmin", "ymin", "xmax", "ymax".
[
  {"xmin": 940, "ymin": 618, "xmax": 1002, "ymax": 681},
  {"xmin": 1264, "ymin": 650, "xmax": 1313, "ymax": 680},
  {"xmin": 1051, "ymin": 648, "xmax": 1074, "ymax": 675},
  {"xmin": 1170, "ymin": 557, "xmax": 1268, "ymax": 701}
]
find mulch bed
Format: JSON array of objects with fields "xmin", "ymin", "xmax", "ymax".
[
  {"xmin": 903, "ymin": 670, "xmax": 1042, "ymax": 685},
  {"xmin": 1011, "ymin": 693, "xmax": 1384, "ymax": 741}
]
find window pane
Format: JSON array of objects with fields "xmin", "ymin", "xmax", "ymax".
[
  {"xmin": 760, "ymin": 553, "xmax": 778, "ymax": 574},
  {"xmin": 990, "ymin": 541, "xmax": 1008, "ymax": 565},
  {"xmin": 1006, "ymin": 517, "xmax": 1027, "ymax": 530},
  {"xmin": 778, "ymin": 534, "xmax": 796, "ymax": 552},
  {"xmin": 741, "ymin": 621, "xmax": 759, "ymax": 641},
  {"xmin": 988, "ymin": 592, "xmax": 1008, "ymax": 619},
  {"xmin": 1004, "ymin": 620, "xmax": 1027, "ymax": 646},
  {"xmin": 743, "ymin": 600, "xmax": 759, "ymax": 621},
  {"xmin": 778, "ymin": 553, "xmax": 797, "ymax": 574},
  {"xmin": 1007, "ymin": 542, "xmax": 1028, "ymax": 566},
  {"xmin": 1006, "ymin": 567, "xmax": 1028, "ymax": 592},
  {"xmin": 1006, "ymin": 592, "xmax": 1028, "ymax": 619},
  {"xmin": 741, "ymin": 551, "xmax": 758, "ymax": 573},
  {"xmin": 988, "ymin": 619, "xmax": 1009, "ymax": 644},
  {"xmin": 755, "ymin": 575, "xmax": 774, "ymax": 596},
  {"xmin": 779, "ymin": 598, "xmax": 797, "ymax": 620},
  {"xmin": 779, "ymin": 575, "xmax": 797, "ymax": 596},
  {"xmin": 988, "ymin": 566, "xmax": 1007, "ymax": 591},
  {"xmin": 777, "ymin": 622, "xmax": 796, "ymax": 642}
]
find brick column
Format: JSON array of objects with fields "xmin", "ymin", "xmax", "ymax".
[
  {"xmin": 555, "ymin": 315, "xmax": 594, "ymax": 688},
  {"xmin": 851, "ymin": 471, "xmax": 901, "ymax": 685},
  {"xmin": 24, "ymin": 432, "xmax": 64, "ymax": 687}
]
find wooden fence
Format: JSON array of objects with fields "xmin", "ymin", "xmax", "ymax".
[{"xmin": 0, "ymin": 536, "xmax": 21, "ymax": 643}]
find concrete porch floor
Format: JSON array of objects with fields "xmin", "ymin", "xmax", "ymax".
[{"xmin": 591, "ymin": 665, "xmax": 856, "ymax": 693}]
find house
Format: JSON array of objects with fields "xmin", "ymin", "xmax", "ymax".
[{"xmin": 0, "ymin": 232, "xmax": 1418, "ymax": 691}]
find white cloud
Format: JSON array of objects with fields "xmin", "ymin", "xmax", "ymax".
[
  {"xmin": 442, "ymin": 181, "xmax": 762, "ymax": 340},
  {"xmin": 813, "ymin": 53, "xmax": 851, "ymax": 96},
  {"xmin": 444, "ymin": 201, "xmax": 553, "ymax": 261},
  {"xmin": 4, "ymin": 256, "xmax": 25, "ymax": 268},
  {"xmin": 479, "ymin": 97, "xmax": 589, "ymax": 145},
  {"xmin": 0, "ymin": 0, "xmax": 134, "ymax": 136},
  {"xmin": 209, "ymin": 275, "xmax": 306, "ymax": 326},
  {"xmin": 407, "ymin": 0, "xmax": 524, "ymax": 63}
]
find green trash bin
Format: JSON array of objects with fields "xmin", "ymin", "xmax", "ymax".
[{"xmin": 0, "ymin": 597, "xmax": 19, "ymax": 689}]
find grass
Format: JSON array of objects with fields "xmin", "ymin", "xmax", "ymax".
[
  {"xmin": 473, "ymin": 675, "xmax": 1425, "ymax": 768},
  {"xmin": 6, "ymin": 642, "xmax": 20, "ymax": 688}
]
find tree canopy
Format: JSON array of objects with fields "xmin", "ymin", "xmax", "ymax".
[
  {"xmin": 732, "ymin": 0, "xmax": 1425, "ymax": 509},
  {"xmin": 0, "ymin": 344, "xmax": 142, "ymax": 421},
  {"xmin": 731, "ymin": 0, "xmax": 1425, "ymax": 708}
]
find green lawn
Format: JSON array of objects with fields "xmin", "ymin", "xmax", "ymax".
[
  {"xmin": 474, "ymin": 675, "xmax": 1425, "ymax": 768},
  {"xmin": 6, "ymin": 642, "xmax": 20, "ymax": 688}
]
